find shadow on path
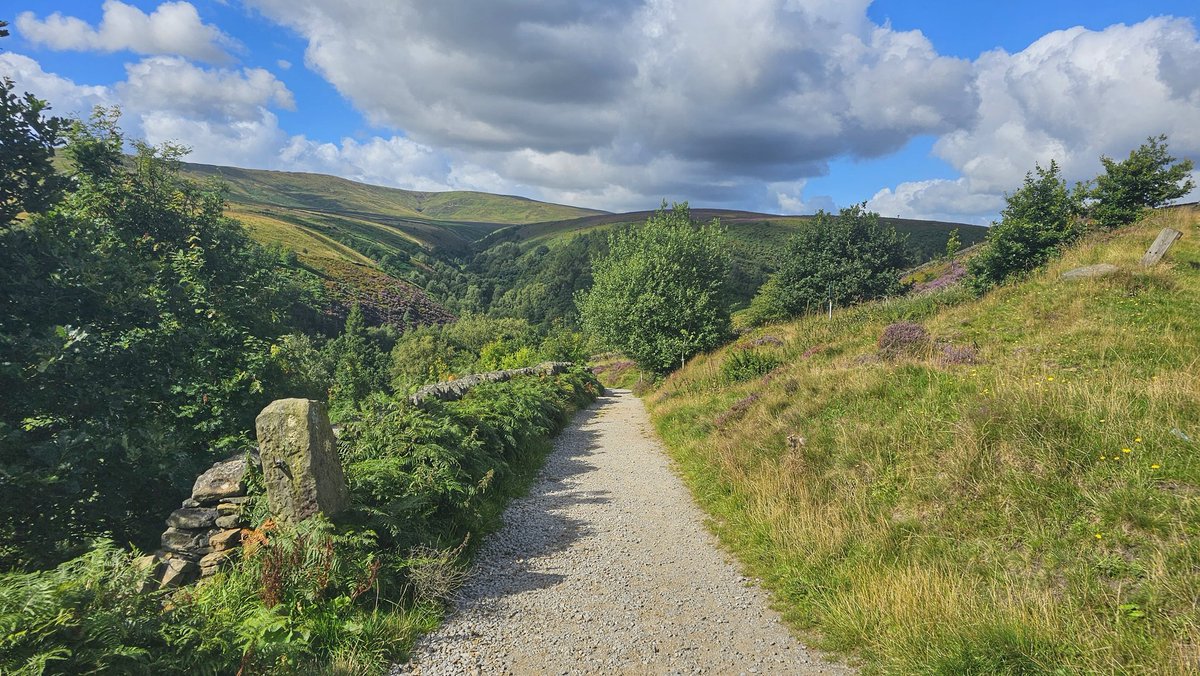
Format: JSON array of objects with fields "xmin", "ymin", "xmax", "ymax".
[{"xmin": 454, "ymin": 393, "xmax": 615, "ymax": 600}]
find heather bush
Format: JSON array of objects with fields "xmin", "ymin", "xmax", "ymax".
[{"xmin": 877, "ymin": 321, "xmax": 931, "ymax": 358}]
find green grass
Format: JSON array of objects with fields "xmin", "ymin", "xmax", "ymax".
[
  {"xmin": 184, "ymin": 162, "xmax": 602, "ymax": 256},
  {"xmin": 646, "ymin": 208, "xmax": 1200, "ymax": 674}
]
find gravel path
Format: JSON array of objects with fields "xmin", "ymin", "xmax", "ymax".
[{"xmin": 397, "ymin": 388, "xmax": 852, "ymax": 675}]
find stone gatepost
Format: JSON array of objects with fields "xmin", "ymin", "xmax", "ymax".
[{"xmin": 255, "ymin": 398, "xmax": 349, "ymax": 524}]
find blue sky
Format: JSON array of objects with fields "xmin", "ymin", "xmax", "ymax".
[{"xmin": 3, "ymin": 1, "xmax": 1198, "ymax": 222}]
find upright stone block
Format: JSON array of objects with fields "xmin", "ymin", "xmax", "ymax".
[{"xmin": 255, "ymin": 398, "xmax": 349, "ymax": 523}]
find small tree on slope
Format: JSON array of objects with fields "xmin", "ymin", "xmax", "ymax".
[
  {"xmin": 577, "ymin": 202, "xmax": 731, "ymax": 374},
  {"xmin": 747, "ymin": 204, "xmax": 912, "ymax": 324},
  {"xmin": 1090, "ymin": 134, "xmax": 1195, "ymax": 230},
  {"xmin": 967, "ymin": 160, "xmax": 1087, "ymax": 292}
]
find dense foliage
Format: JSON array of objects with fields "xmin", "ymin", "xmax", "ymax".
[
  {"xmin": 0, "ymin": 75, "xmax": 67, "ymax": 223},
  {"xmin": 389, "ymin": 315, "xmax": 590, "ymax": 390},
  {"xmin": 966, "ymin": 160, "xmax": 1087, "ymax": 293},
  {"xmin": 1091, "ymin": 135, "xmax": 1195, "ymax": 230},
  {"xmin": 408, "ymin": 230, "xmax": 610, "ymax": 329},
  {"xmin": 0, "ymin": 113, "xmax": 327, "ymax": 568},
  {"xmin": 1, "ymin": 370, "xmax": 600, "ymax": 674},
  {"xmin": 577, "ymin": 203, "xmax": 732, "ymax": 374},
  {"xmin": 746, "ymin": 204, "xmax": 913, "ymax": 324}
]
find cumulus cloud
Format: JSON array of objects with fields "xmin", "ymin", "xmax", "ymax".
[
  {"xmin": 16, "ymin": 1, "xmax": 235, "ymax": 63},
  {"xmin": 244, "ymin": 0, "xmax": 977, "ymax": 210},
  {"xmin": 871, "ymin": 17, "xmax": 1200, "ymax": 221},
  {"xmin": 0, "ymin": 53, "xmax": 113, "ymax": 118}
]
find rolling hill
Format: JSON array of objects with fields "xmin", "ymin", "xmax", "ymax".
[
  {"xmin": 182, "ymin": 162, "xmax": 605, "ymax": 264},
  {"xmin": 184, "ymin": 161, "xmax": 986, "ymax": 329}
]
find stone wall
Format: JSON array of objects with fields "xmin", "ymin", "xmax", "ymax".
[
  {"xmin": 409, "ymin": 361, "xmax": 573, "ymax": 405},
  {"xmin": 140, "ymin": 365, "xmax": 573, "ymax": 590},
  {"xmin": 140, "ymin": 454, "xmax": 257, "ymax": 589}
]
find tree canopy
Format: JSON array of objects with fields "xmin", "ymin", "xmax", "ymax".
[
  {"xmin": 747, "ymin": 204, "xmax": 912, "ymax": 323},
  {"xmin": 577, "ymin": 202, "xmax": 731, "ymax": 374}
]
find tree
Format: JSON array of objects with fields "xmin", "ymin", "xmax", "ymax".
[
  {"xmin": 0, "ymin": 111, "xmax": 324, "ymax": 567},
  {"xmin": 1091, "ymin": 135, "xmax": 1195, "ymax": 229},
  {"xmin": 967, "ymin": 160, "xmax": 1086, "ymax": 292},
  {"xmin": 1, "ymin": 27, "xmax": 69, "ymax": 224},
  {"xmin": 747, "ymin": 204, "xmax": 912, "ymax": 323},
  {"xmin": 943, "ymin": 228, "xmax": 961, "ymax": 262},
  {"xmin": 577, "ymin": 202, "xmax": 731, "ymax": 374},
  {"xmin": 325, "ymin": 304, "xmax": 389, "ymax": 419}
]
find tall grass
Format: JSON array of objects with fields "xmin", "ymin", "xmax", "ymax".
[{"xmin": 648, "ymin": 209, "xmax": 1200, "ymax": 674}]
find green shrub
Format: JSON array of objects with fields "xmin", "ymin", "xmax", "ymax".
[
  {"xmin": 967, "ymin": 160, "xmax": 1086, "ymax": 293},
  {"xmin": 749, "ymin": 204, "xmax": 913, "ymax": 323},
  {"xmin": 390, "ymin": 316, "xmax": 538, "ymax": 389},
  {"xmin": 0, "ymin": 542, "xmax": 165, "ymax": 675},
  {"xmin": 721, "ymin": 349, "xmax": 782, "ymax": 383}
]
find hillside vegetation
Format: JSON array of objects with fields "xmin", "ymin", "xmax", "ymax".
[
  {"xmin": 173, "ymin": 162, "xmax": 983, "ymax": 329},
  {"xmin": 182, "ymin": 162, "xmax": 603, "ymax": 262},
  {"xmin": 646, "ymin": 208, "xmax": 1199, "ymax": 673}
]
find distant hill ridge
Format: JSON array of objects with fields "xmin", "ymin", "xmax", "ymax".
[{"xmin": 181, "ymin": 160, "xmax": 987, "ymax": 329}]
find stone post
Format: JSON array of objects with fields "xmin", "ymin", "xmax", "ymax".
[{"xmin": 255, "ymin": 398, "xmax": 349, "ymax": 523}]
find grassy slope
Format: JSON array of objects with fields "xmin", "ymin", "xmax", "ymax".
[
  {"xmin": 183, "ymin": 162, "xmax": 603, "ymax": 260},
  {"xmin": 646, "ymin": 208, "xmax": 1200, "ymax": 674}
]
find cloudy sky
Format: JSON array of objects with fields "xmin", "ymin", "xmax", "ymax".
[{"xmin": 3, "ymin": 1, "xmax": 1198, "ymax": 223}]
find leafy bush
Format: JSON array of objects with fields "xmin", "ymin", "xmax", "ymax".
[
  {"xmin": 0, "ymin": 542, "xmax": 165, "ymax": 675},
  {"xmin": 577, "ymin": 202, "xmax": 732, "ymax": 374},
  {"xmin": 747, "ymin": 204, "xmax": 913, "ymax": 324},
  {"xmin": 721, "ymin": 349, "xmax": 783, "ymax": 383},
  {"xmin": 390, "ymin": 316, "xmax": 538, "ymax": 389},
  {"xmin": 325, "ymin": 305, "xmax": 389, "ymax": 420},
  {"xmin": 967, "ymin": 161, "xmax": 1086, "ymax": 293},
  {"xmin": 1091, "ymin": 135, "xmax": 1195, "ymax": 230}
]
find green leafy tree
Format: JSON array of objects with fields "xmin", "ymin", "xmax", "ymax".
[
  {"xmin": 748, "ymin": 204, "xmax": 912, "ymax": 323},
  {"xmin": 943, "ymin": 228, "xmax": 961, "ymax": 261},
  {"xmin": 1091, "ymin": 135, "xmax": 1195, "ymax": 229},
  {"xmin": 967, "ymin": 160, "xmax": 1086, "ymax": 292},
  {"xmin": 576, "ymin": 202, "xmax": 731, "ymax": 374},
  {"xmin": 324, "ymin": 304, "xmax": 389, "ymax": 419},
  {"xmin": 1, "ymin": 56, "xmax": 69, "ymax": 223},
  {"xmin": 0, "ymin": 111, "xmax": 323, "ymax": 567}
]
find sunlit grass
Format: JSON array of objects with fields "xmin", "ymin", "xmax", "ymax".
[{"xmin": 648, "ymin": 208, "xmax": 1200, "ymax": 674}]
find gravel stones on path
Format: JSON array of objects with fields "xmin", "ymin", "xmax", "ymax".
[{"xmin": 397, "ymin": 389, "xmax": 852, "ymax": 675}]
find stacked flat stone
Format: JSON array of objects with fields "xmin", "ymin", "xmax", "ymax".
[
  {"xmin": 142, "ymin": 453, "xmax": 257, "ymax": 589},
  {"xmin": 409, "ymin": 361, "xmax": 573, "ymax": 405}
]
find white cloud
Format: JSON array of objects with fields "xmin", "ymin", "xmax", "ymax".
[
  {"xmin": 118, "ymin": 57, "xmax": 293, "ymax": 120},
  {"xmin": 243, "ymin": 0, "xmax": 977, "ymax": 210},
  {"xmin": 0, "ymin": 53, "xmax": 113, "ymax": 118},
  {"xmin": 867, "ymin": 178, "xmax": 1003, "ymax": 224},
  {"xmin": 16, "ymin": 1, "xmax": 235, "ymax": 63},
  {"xmin": 873, "ymin": 17, "xmax": 1200, "ymax": 222}
]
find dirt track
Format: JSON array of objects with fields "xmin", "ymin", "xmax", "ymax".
[{"xmin": 398, "ymin": 388, "xmax": 852, "ymax": 675}]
